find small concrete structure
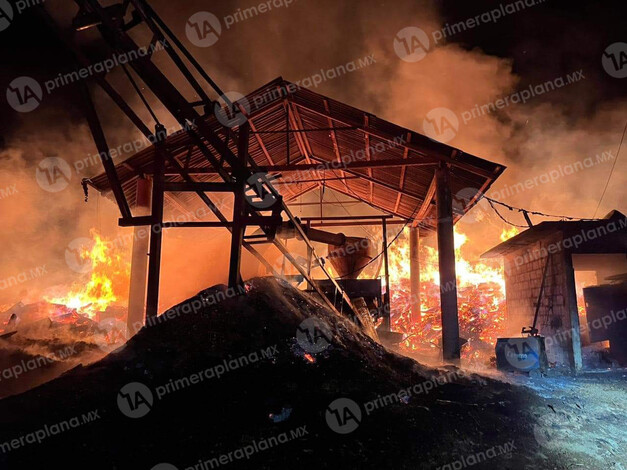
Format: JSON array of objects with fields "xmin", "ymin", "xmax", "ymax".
[{"xmin": 482, "ymin": 210, "xmax": 627, "ymax": 370}]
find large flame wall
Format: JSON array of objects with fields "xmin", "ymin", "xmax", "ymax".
[{"xmin": 389, "ymin": 227, "xmax": 514, "ymax": 364}]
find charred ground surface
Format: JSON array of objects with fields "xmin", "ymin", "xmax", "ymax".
[{"xmin": 0, "ymin": 277, "xmax": 568, "ymax": 469}]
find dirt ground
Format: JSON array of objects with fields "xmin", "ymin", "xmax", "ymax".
[{"xmin": 494, "ymin": 369, "xmax": 627, "ymax": 469}]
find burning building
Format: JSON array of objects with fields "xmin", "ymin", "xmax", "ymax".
[{"xmin": 86, "ymin": 75, "xmax": 505, "ymax": 363}]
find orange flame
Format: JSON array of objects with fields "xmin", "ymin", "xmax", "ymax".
[
  {"xmin": 46, "ymin": 230, "xmax": 130, "ymax": 319},
  {"xmin": 500, "ymin": 227, "xmax": 519, "ymax": 242},
  {"xmin": 389, "ymin": 227, "xmax": 507, "ymax": 364}
]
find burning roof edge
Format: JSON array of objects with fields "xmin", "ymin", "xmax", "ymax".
[{"xmin": 481, "ymin": 210, "xmax": 627, "ymax": 258}]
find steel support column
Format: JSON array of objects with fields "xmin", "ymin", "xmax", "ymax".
[
  {"xmin": 436, "ymin": 165, "xmax": 460, "ymax": 362},
  {"xmin": 306, "ymin": 220, "xmax": 313, "ymax": 290},
  {"xmin": 228, "ymin": 123, "xmax": 250, "ymax": 288},
  {"xmin": 410, "ymin": 226, "xmax": 421, "ymax": 323},
  {"xmin": 127, "ymin": 176, "xmax": 151, "ymax": 334},
  {"xmin": 145, "ymin": 126, "xmax": 166, "ymax": 320},
  {"xmin": 382, "ymin": 217, "xmax": 391, "ymax": 331}
]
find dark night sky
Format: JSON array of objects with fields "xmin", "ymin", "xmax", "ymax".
[{"xmin": 439, "ymin": 0, "xmax": 625, "ymax": 111}]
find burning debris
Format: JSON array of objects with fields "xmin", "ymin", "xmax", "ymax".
[
  {"xmin": 389, "ymin": 228, "xmax": 508, "ymax": 364},
  {"xmin": 0, "ymin": 231, "xmax": 131, "ymax": 396},
  {"xmin": 1, "ymin": 229, "xmax": 130, "ymax": 335}
]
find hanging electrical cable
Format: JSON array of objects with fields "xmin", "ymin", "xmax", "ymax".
[
  {"xmin": 485, "ymin": 198, "xmax": 529, "ymax": 228},
  {"xmin": 483, "ymin": 195, "xmax": 601, "ymax": 223},
  {"xmin": 593, "ymin": 119, "xmax": 626, "ymax": 218}
]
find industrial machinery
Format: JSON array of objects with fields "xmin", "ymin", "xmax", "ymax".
[
  {"xmin": 274, "ymin": 221, "xmax": 388, "ymax": 331},
  {"xmin": 316, "ymin": 236, "xmax": 385, "ymax": 326},
  {"xmin": 583, "ymin": 276, "xmax": 627, "ymax": 365}
]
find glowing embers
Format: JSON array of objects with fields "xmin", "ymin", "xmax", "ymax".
[{"xmin": 388, "ymin": 227, "xmax": 507, "ymax": 363}]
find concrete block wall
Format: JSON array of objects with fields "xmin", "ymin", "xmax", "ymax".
[{"xmin": 502, "ymin": 236, "xmax": 576, "ymax": 367}]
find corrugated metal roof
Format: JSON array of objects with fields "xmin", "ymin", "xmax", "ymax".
[
  {"xmin": 481, "ymin": 210, "xmax": 627, "ymax": 258},
  {"xmin": 90, "ymin": 77, "xmax": 505, "ymax": 232}
]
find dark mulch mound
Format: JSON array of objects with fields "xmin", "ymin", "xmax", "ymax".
[{"xmin": 0, "ymin": 277, "xmax": 566, "ymax": 469}]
